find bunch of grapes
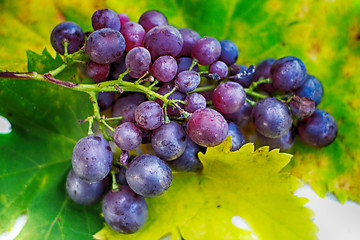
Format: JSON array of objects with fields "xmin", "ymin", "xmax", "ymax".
[{"xmin": 51, "ymin": 8, "xmax": 338, "ymax": 234}]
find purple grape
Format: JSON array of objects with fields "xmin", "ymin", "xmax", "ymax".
[
  {"xmin": 85, "ymin": 28, "xmax": 125, "ymax": 64},
  {"xmin": 228, "ymin": 64, "xmax": 254, "ymax": 88},
  {"xmin": 139, "ymin": 10, "xmax": 168, "ymax": 32},
  {"xmin": 50, "ymin": 21, "xmax": 84, "ymax": 55},
  {"xmin": 176, "ymin": 57, "xmax": 199, "ymax": 73},
  {"xmin": 66, "ymin": 169, "xmax": 107, "ymax": 205},
  {"xmin": 270, "ymin": 56, "xmax": 307, "ymax": 91},
  {"xmin": 135, "ymin": 101, "xmax": 163, "ymax": 130},
  {"xmin": 209, "ymin": 61, "xmax": 228, "ymax": 79},
  {"xmin": 212, "ymin": 81, "xmax": 246, "ymax": 114},
  {"xmin": 152, "ymin": 55, "xmax": 177, "ymax": 82},
  {"xmin": 151, "ymin": 122, "xmax": 187, "ymax": 160},
  {"xmin": 257, "ymin": 127, "xmax": 296, "ymax": 151},
  {"xmin": 184, "ymin": 93, "xmax": 206, "ymax": 113},
  {"xmin": 102, "ymin": 186, "xmax": 148, "ymax": 234},
  {"xmin": 187, "ymin": 108, "xmax": 229, "ymax": 147},
  {"xmin": 98, "ymin": 92, "xmax": 115, "ymax": 111},
  {"xmin": 92, "ymin": 9, "xmax": 121, "ymax": 31},
  {"xmin": 143, "ymin": 25, "xmax": 183, "ymax": 59},
  {"xmin": 117, "ymin": 13, "xmax": 130, "ymax": 26},
  {"xmin": 251, "ymin": 98, "xmax": 293, "ymax": 138},
  {"xmin": 72, "ymin": 136, "xmax": 113, "ymax": 182},
  {"xmin": 112, "ymin": 93, "xmax": 146, "ymax": 122},
  {"xmin": 177, "ymin": 28, "xmax": 201, "ymax": 57},
  {"xmin": 120, "ymin": 22, "xmax": 146, "ymax": 52},
  {"xmin": 223, "ymin": 99, "xmax": 253, "ymax": 128},
  {"xmin": 191, "ymin": 36, "xmax": 221, "ymax": 65},
  {"xmin": 115, "ymin": 164, "xmax": 128, "ymax": 185},
  {"xmin": 126, "ymin": 154, "xmax": 172, "ymax": 197},
  {"xmin": 86, "ymin": 61, "xmax": 110, "ymax": 83},
  {"xmin": 297, "ymin": 109, "xmax": 337, "ymax": 147},
  {"xmin": 219, "ymin": 40, "xmax": 239, "ymax": 66},
  {"xmin": 114, "ymin": 122, "xmax": 143, "ymax": 151},
  {"xmin": 175, "ymin": 70, "xmax": 201, "ymax": 93},
  {"xmin": 289, "ymin": 96, "xmax": 315, "ymax": 118},
  {"xmin": 125, "ymin": 47, "xmax": 151, "ymax": 77},
  {"xmin": 155, "ymin": 84, "xmax": 185, "ymax": 116},
  {"xmin": 253, "ymin": 58, "xmax": 277, "ymax": 92},
  {"xmin": 227, "ymin": 122, "xmax": 246, "ymax": 151},
  {"xmin": 167, "ymin": 137, "xmax": 204, "ymax": 172},
  {"xmin": 200, "ymin": 90, "xmax": 214, "ymax": 101},
  {"xmin": 109, "ymin": 53, "xmax": 128, "ymax": 80},
  {"xmin": 294, "ymin": 75, "xmax": 323, "ymax": 106}
]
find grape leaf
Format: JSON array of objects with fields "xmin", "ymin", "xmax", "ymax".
[{"xmin": 95, "ymin": 138, "xmax": 317, "ymax": 240}]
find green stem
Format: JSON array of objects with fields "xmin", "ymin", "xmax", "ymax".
[
  {"xmin": 101, "ymin": 119, "xmax": 115, "ymax": 132},
  {"xmin": 111, "ymin": 169, "xmax": 119, "ymax": 191},
  {"xmin": 189, "ymin": 59, "xmax": 198, "ymax": 71},
  {"xmin": 102, "ymin": 116, "xmax": 124, "ymax": 122},
  {"xmin": 188, "ymin": 85, "xmax": 217, "ymax": 94},
  {"xmin": 249, "ymin": 78, "xmax": 271, "ymax": 91},
  {"xmin": 244, "ymin": 88, "xmax": 267, "ymax": 99}
]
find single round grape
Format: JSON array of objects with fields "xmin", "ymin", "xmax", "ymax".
[
  {"xmin": 270, "ymin": 56, "xmax": 307, "ymax": 91},
  {"xmin": 98, "ymin": 92, "xmax": 115, "ymax": 111},
  {"xmin": 85, "ymin": 28, "xmax": 125, "ymax": 64},
  {"xmin": 143, "ymin": 25, "xmax": 183, "ymax": 59},
  {"xmin": 86, "ymin": 61, "xmax": 110, "ymax": 83},
  {"xmin": 289, "ymin": 96, "xmax": 315, "ymax": 118},
  {"xmin": 224, "ymin": 99, "xmax": 253, "ymax": 128},
  {"xmin": 125, "ymin": 47, "xmax": 152, "ymax": 75},
  {"xmin": 151, "ymin": 122, "xmax": 187, "ymax": 160},
  {"xmin": 118, "ymin": 13, "xmax": 130, "ymax": 26},
  {"xmin": 92, "ymin": 9, "xmax": 121, "ymax": 31},
  {"xmin": 120, "ymin": 22, "xmax": 146, "ymax": 52},
  {"xmin": 50, "ymin": 21, "xmax": 84, "ymax": 55},
  {"xmin": 72, "ymin": 136, "xmax": 113, "ymax": 182},
  {"xmin": 139, "ymin": 10, "xmax": 168, "ymax": 32},
  {"xmin": 175, "ymin": 70, "xmax": 201, "ymax": 93},
  {"xmin": 152, "ymin": 55, "xmax": 177, "ymax": 82},
  {"xmin": 191, "ymin": 37, "xmax": 221, "ymax": 65},
  {"xmin": 251, "ymin": 98, "xmax": 293, "ymax": 138},
  {"xmin": 253, "ymin": 58, "xmax": 277, "ymax": 92},
  {"xmin": 135, "ymin": 101, "xmax": 163, "ymax": 130},
  {"xmin": 187, "ymin": 108, "xmax": 229, "ymax": 147},
  {"xmin": 112, "ymin": 93, "xmax": 146, "ymax": 122},
  {"xmin": 114, "ymin": 122, "xmax": 142, "ymax": 151},
  {"xmin": 229, "ymin": 64, "xmax": 254, "ymax": 88},
  {"xmin": 209, "ymin": 61, "xmax": 228, "ymax": 79},
  {"xmin": 294, "ymin": 74, "xmax": 323, "ymax": 106},
  {"xmin": 297, "ymin": 109, "xmax": 337, "ymax": 147},
  {"xmin": 167, "ymin": 137, "xmax": 204, "ymax": 172},
  {"xmin": 219, "ymin": 40, "xmax": 239, "ymax": 66},
  {"xmin": 155, "ymin": 84, "xmax": 185, "ymax": 116},
  {"xmin": 126, "ymin": 154, "xmax": 172, "ymax": 197},
  {"xmin": 176, "ymin": 57, "xmax": 199, "ymax": 73},
  {"xmin": 177, "ymin": 28, "xmax": 201, "ymax": 57},
  {"xmin": 102, "ymin": 186, "xmax": 148, "ymax": 234},
  {"xmin": 184, "ymin": 93, "xmax": 206, "ymax": 113},
  {"xmin": 212, "ymin": 81, "xmax": 246, "ymax": 114},
  {"xmin": 227, "ymin": 122, "xmax": 246, "ymax": 151},
  {"xmin": 257, "ymin": 127, "xmax": 296, "ymax": 151}
]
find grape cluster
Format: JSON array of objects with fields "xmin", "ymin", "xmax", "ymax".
[{"xmin": 51, "ymin": 8, "xmax": 338, "ymax": 234}]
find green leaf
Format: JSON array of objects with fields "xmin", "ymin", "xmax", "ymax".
[{"xmin": 95, "ymin": 138, "xmax": 317, "ymax": 240}]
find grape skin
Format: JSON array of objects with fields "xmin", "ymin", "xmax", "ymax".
[
  {"xmin": 256, "ymin": 127, "xmax": 296, "ymax": 151},
  {"xmin": 212, "ymin": 81, "xmax": 246, "ymax": 114},
  {"xmin": 135, "ymin": 101, "xmax": 164, "ymax": 130},
  {"xmin": 125, "ymin": 47, "xmax": 152, "ymax": 76},
  {"xmin": 219, "ymin": 40, "xmax": 239, "ymax": 66},
  {"xmin": 191, "ymin": 37, "xmax": 221, "ymax": 65},
  {"xmin": 253, "ymin": 58, "xmax": 277, "ymax": 92},
  {"xmin": 118, "ymin": 13, "xmax": 130, "ymax": 26},
  {"xmin": 86, "ymin": 61, "xmax": 110, "ymax": 83},
  {"xmin": 209, "ymin": 61, "xmax": 228, "ymax": 79},
  {"xmin": 120, "ymin": 22, "xmax": 146, "ymax": 52},
  {"xmin": 294, "ymin": 74, "xmax": 323, "ymax": 106},
  {"xmin": 152, "ymin": 55, "xmax": 178, "ymax": 82},
  {"xmin": 139, "ymin": 10, "xmax": 168, "ymax": 32},
  {"xmin": 155, "ymin": 84, "xmax": 185, "ymax": 116},
  {"xmin": 92, "ymin": 9, "xmax": 121, "ymax": 31},
  {"xmin": 112, "ymin": 93, "xmax": 146, "ymax": 122},
  {"xmin": 175, "ymin": 70, "xmax": 201, "ymax": 93},
  {"xmin": 177, "ymin": 28, "xmax": 201, "ymax": 57},
  {"xmin": 227, "ymin": 122, "xmax": 246, "ymax": 151},
  {"xmin": 224, "ymin": 99, "xmax": 253, "ymax": 128},
  {"xmin": 114, "ymin": 122, "xmax": 143, "ymax": 151},
  {"xmin": 50, "ymin": 21, "xmax": 84, "ymax": 55},
  {"xmin": 176, "ymin": 57, "xmax": 199, "ymax": 73},
  {"xmin": 184, "ymin": 93, "xmax": 206, "ymax": 113}
]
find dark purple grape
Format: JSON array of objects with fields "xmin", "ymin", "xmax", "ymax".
[
  {"xmin": 116, "ymin": 164, "xmax": 128, "ymax": 185},
  {"xmin": 209, "ymin": 61, "xmax": 228, "ymax": 79},
  {"xmin": 66, "ymin": 168, "xmax": 108, "ymax": 205},
  {"xmin": 219, "ymin": 40, "xmax": 238, "ymax": 66},
  {"xmin": 253, "ymin": 58, "xmax": 277, "ymax": 92},
  {"xmin": 50, "ymin": 21, "xmax": 84, "ymax": 55},
  {"xmin": 118, "ymin": 13, "xmax": 130, "ymax": 26},
  {"xmin": 224, "ymin": 99, "xmax": 253, "ymax": 128},
  {"xmin": 102, "ymin": 186, "xmax": 148, "ymax": 233},
  {"xmin": 184, "ymin": 93, "xmax": 206, "ymax": 113},
  {"xmin": 175, "ymin": 70, "xmax": 200, "ymax": 93},
  {"xmin": 187, "ymin": 108, "xmax": 229, "ymax": 147},
  {"xmin": 294, "ymin": 74, "xmax": 323, "ymax": 106},
  {"xmin": 289, "ymin": 96, "xmax": 315, "ymax": 118},
  {"xmin": 297, "ymin": 109, "xmax": 337, "ymax": 147},
  {"xmin": 126, "ymin": 154, "xmax": 172, "ymax": 197},
  {"xmin": 227, "ymin": 122, "xmax": 246, "ymax": 151},
  {"xmin": 270, "ymin": 56, "xmax": 307, "ymax": 91},
  {"xmin": 85, "ymin": 28, "xmax": 125, "ymax": 64},
  {"xmin": 251, "ymin": 98, "xmax": 293, "ymax": 138},
  {"xmin": 200, "ymin": 90, "xmax": 214, "ymax": 101},
  {"xmin": 112, "ymin": 93, "xmax": 146, "ymax": 122},
  {"xmin": 120, "ymin": 22, "xmax": 146, "ymax": 52},
  {"xmin": 125, "ymin": 47, "xmax": 151, "ymax": 77},
  {"xmin": 155, "ymin": 84, "xmax": 185, "ymax": 116},
  {"xmin": 98, "ymin": 92, "xmax": 115, "ymax": 111},
  {"xmin": 228, "ymin": 64, "xmax": 254, "ymax": 88},
  {"xmin": 138, "ymin": 10, "xmax": 168, "ymax": 32},
  {"xmin": 257, "ymin": 127, "xmax": 296, "ymax": 151},
  {"xmin": 143, "ymin": 25, "xmax": 183, "ymax": 59},
  {"xmin": 151, "ymin": 122, "xmax": 187, "ymax": 160},
  {"xmin": 72, "ymin": 136, "xmax": 113, "ymax": 182},
  {"xmin": 176, "ymin": 57, "xmax": 199, "ymax": 73},
  {"xmin": 191, "ymin": 37, "xmax": 221, "ymax": 65},
  {"xmin": 114, "ymin": 122, "xmax": 142, "ymax": 151},
  {"xmin": 212, "ymin": 81, "xmax": 246, "ymax": 114},
  {"xmin": 86, "ymin": 61, "xmax": 110, "ymax": 83},
  {"xmin": 109, "ymin": 53, "xmax": 130, "ymax": 80},
  {"xmin": 177, "ymin": 28, "xmax": 201, "ymax": 57},
  {"xmin": 167, "ymin": 137, "xmax": 204, "ymax": 172},
  {"xmin": 152, "ymin": 55, "xmax": 177, "ymax": 82},
  {"xmin": 92, "ymin": 9, "xmax": 121, "ymax": 31},
  {"xmin": 135, "ymin": 101, "xmax": 163, "ymax": 130}
]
